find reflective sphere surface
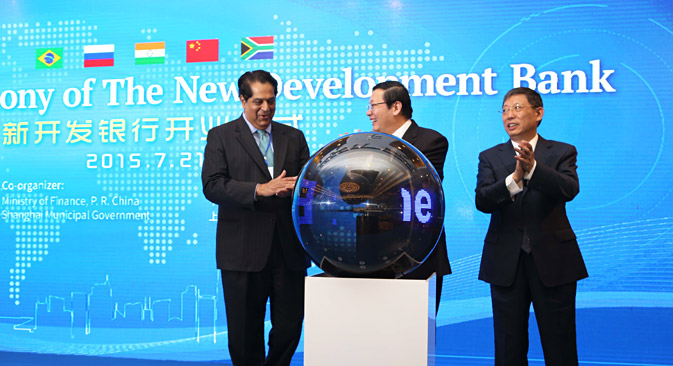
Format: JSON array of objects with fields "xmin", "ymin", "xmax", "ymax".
[{"xmin": 292, "ymin": 132, "xmax": 445, "ymax": 278}]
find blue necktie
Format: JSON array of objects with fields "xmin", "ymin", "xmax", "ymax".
[{"xmin": 257, "ymin": 129, "xmax": 273, "ymax": 167}]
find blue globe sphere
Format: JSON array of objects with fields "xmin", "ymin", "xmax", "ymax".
[
  {"xmin": 292, "ymin": 132, "xmax": 445, "ymax": 278},
  {"xmin": 44, "ymin": 52, "xmax": 55, "ymax": 65}
]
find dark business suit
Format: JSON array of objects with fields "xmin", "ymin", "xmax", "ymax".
[
  {"xmin": 400, "ymin": 120, "xmax": 451, "ymax": 312},
  {"xmin": 475, "ymin": 135, "xmax": 588, "ymax": 365},
  {"xmin": 202, "ymin": 116, "xmax": 310, "ymax": 366}
]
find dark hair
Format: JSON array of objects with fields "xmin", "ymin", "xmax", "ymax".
[
  {"xmin": 502, "ymin": 87, "xmax": 543, "ymax": 108},
  {"xmin": 238, "ymin": 70, "xmax": 278, "ymax": 100},
  {"xmin": 502, "ymin": 87, "xmax": 543, "ymax": 126},
  {"xmin": 372, "ymin": 81, "xmax": 413, "ymax": 119}
]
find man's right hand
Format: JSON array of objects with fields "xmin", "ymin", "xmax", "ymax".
[
  {"xmin": 256, "ymin": 170, "xmax": 298, "ymax": 197},
  {"xmin": 512, "ymin": 140, "xmax": 533, "ymax": 183}
]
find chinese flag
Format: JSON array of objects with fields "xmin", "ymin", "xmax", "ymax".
[{"xmin": 186, "ymin": 39, "xmax": 219, "ymax": 63}]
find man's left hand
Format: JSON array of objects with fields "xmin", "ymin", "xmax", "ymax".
[{"xmin": 515, "ymin": 140, "xmax": 535, "ymax": 173}]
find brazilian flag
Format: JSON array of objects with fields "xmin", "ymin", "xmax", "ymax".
[{"xmin": 36, "ymin": 48, "xmax": 63, "ymax": 69}]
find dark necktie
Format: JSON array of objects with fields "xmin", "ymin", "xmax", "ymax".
[
  {"xmin": 520, "ymin": 180, "xmax": 531, "ymax": 253},
  {"xmin": 522, "ymin": 228, "xmax": 531, "ymax": 253}
]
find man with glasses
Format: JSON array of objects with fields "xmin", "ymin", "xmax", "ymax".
[
  {"xmin": 202, "ymin": 70, "xmax": 310, "ymax": 366},
  {"xmin": 475, "ymin": 87, "xmax": 588, "ymax": 365},
  {"xmin": 366, "ymin": 80, "xmax": 451, "ymax": 313}
]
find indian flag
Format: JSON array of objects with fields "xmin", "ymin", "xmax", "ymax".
[{"xmin": 135, "ymin": 42, "xmax": 165, "ymax": 65}]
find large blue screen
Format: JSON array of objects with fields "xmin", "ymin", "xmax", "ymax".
[{"xmin": 1, "ymin": 1, "xmax": 672, "ymax": 364}]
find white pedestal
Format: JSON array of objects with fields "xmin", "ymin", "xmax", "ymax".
[{"xmin": 304, "ymin": 273, "xmax": 436, "ymax": 366}]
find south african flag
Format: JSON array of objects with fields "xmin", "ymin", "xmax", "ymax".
[{"xmin": 241, "ymin": 36, "xmax": 274, "ymax": 60}]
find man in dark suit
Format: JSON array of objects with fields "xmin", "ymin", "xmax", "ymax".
[
  {"xmin": 202, "ymin": 70, "xmax": 310, "ymax": 366},
  {"xmin": 366, "ymin": 80, "xmax": 450, "ymax": 312},
  {"xmin": 475, "ymin": 87, "xmax": 588, "ymax": 365}
]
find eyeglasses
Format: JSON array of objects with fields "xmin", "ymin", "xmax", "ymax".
[
  {"xmin": 366, "ymin": 101, "xmax": 387, "ymax": 111},
  {"xmin": 498, "ymin": 104, "xmax": 537, "ymax": 114}
]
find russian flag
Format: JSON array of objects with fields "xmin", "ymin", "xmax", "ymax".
[{"xmin": 84, "ymin": 44, "xmax": 114, "ymax": 67}]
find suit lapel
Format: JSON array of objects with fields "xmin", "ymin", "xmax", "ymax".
[
  {"xmin": 272, "ymin": 123, "xmax": 288, "ymax": 178},
  {"xmin": 521, "ymin": 135, "xmax": 551, "ymax": 201},
  {"xmin": 402, "ymin": 120, "xmax": 419, "ymax": 144},
  {"xmin": 535, "ymin": 135, "xmax": 553, "ymax": 168},
  {"xmin": 234, "ymin": 118, "xmax": 272, "ymax": 179},
  {"xmin": 496, "ymin": 141, "xmax": 516, "ymax": 173}
]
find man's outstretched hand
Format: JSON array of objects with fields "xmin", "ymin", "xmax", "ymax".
[{"xmin": 256, "ymin": 170, "xmax": 298, "ymax": 198}]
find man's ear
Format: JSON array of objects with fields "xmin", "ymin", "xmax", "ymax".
[{"xmin": 391, "ymin": 101, "xmax": 402, "ymax": 116}]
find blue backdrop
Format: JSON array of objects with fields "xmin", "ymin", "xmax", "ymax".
[{"xmin": 1, "ymin": 1, "xmax": 672, "ymax": 364}]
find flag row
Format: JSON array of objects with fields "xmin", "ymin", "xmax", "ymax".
[{"xmin": 35, "ymin": 36, "xmax": 274, "ymax": 69}]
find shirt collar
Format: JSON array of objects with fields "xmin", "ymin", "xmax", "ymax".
[
  {"xmin": 242, "ymin": 113, "xmax": 272, "ymax": 135},
  {"xmin": 392, "ymin": 120, "xmax": 412, "ymax": 139},
  {"xmin": 511, "ymin": 133, "xmax": 539, "ymax": 151}
]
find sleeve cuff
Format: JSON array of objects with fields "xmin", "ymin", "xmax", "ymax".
[{"xmin": 505, "ymin": 173, "xmax": 523, "ymax": 197}]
